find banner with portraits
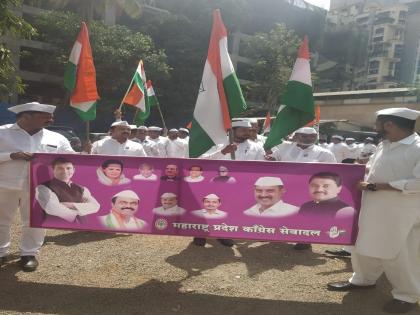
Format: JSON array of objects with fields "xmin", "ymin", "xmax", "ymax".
[{"xmin": 30, "ymin": 153, "xmax": 365, "ymax": 245}]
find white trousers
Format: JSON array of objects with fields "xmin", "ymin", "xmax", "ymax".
[
  {"xmin": 349, "ymin": 221, "xmax": 420, "ymax": 303},
  {"xmin": 0, "ymin": 188, "xmax": 45, "ymax": 257}
]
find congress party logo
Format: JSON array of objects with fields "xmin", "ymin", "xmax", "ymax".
[
  {"xmin": 327, "ymin": 226, "xmax": 346, "ymax": 239},
  {"xmin": 155, "ymin": 218, "xmax": 168, "ymax": 230}
]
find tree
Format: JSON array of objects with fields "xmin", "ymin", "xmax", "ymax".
[
  {"xmin": 33, "ymin": 10, "xmax": 170, "ymax": 130},
  {"xmin": 242, "ymin": 24, "xmax": 301, "ymax": 113},
  {"xmin": 0, "ymin": 0, "xmax": 36, "ymax": 98}
]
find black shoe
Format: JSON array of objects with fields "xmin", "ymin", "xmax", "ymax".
[
  {"xmin": 0, "ymin": 256, "xmax": 6, "ymax": 266},
  {"xmin": 192, "ymin": 238, "xmax": 206, "ymax": 247},
  {"xmin": 217, "ymin": 239, "xmax": 234, "ymax": 247},
  {"xmin": 19, "ymin": 256, "xmax": 39, "ymax": 272},
  {"xmin": 325, "ymin": 249, "xmax": 351, "ymax": 257},
  {"xmin": 382, "ymin": 299, "xmax": 418, "ymax": 314},
  {"xmin": 293, "ymin": 243, "xmax": 312, "ymax": 250},
  {"xmin": 327, "ymin": 281, "xmax": 375, "ymax": 291}
]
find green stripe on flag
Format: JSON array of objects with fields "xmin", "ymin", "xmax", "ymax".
[
  {"xmin": 189, "ymin": 118, "xmax": 216, "ymax": 158},
  {"xmin": 74, "ymin": 102, "xmax": 97, "ymax": 121},
  {"xmin": 264, "ymin": 80, "xmax": 314, "ymax": 150},
  {"xmin": 64, "ymin": 63, "xmax": 77, "ymax": 92},
  {"xmin": 223, "ymin": 73, "xmax": 247, "ymax": 118}
]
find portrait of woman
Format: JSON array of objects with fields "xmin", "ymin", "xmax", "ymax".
[{"xmin": 97, "ymin": 159, "xmax": 131, "ymax": 186}]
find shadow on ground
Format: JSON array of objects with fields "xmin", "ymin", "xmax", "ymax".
[{"xmin": 44, "ymin": 231, "xmax": 131, "ymax": 247}]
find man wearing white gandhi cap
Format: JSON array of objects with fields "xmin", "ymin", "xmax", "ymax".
[
  {"xmin": 244, "ymin": 177, "xmax": 299, "ymax": 217},
  {"xmin": 328, "ymin": 108, "xmax": 420, "ymax": 314},
  {"xmin": 99, "ymin": 190, "xmax": 146, "ymax": 231},
  {"xmin": 269, "ymin": 127, "xmax": 336, "ymax": 163},
  {"xmin": 0, "ymin": 102, "xmax": 74, "ymax": 271},
  {"xmin": 192, "ymin": 194, "xmax": 227, "ymax": 219},
  {"xmin": 152, "ymin": 192, "xmax": 186, "ymax": 216},
  {"xmin": 91, "ymin": 121, "xmax": 147, "ymax": 156}
]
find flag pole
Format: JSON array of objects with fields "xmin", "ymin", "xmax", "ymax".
[
  {"xmin": 156, "ymin": 102, "xmax": 167, "ymax": 131},
  {"xmin": 85, "ymin": 121, "xmax": 90, "ymax": 142},
  {"xmin": 132, "ymin": 108, "xmax": 140, "ymax": 124},
  {"xmin": 228, "ymin": 128, "xmax": 236, "ymax": 160},
  {"xmin": 118, "ymin": 74, "xmax": 136, "ymax": 111}
]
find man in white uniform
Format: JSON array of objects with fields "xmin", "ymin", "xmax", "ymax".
[
  {"xmin": 201, "ymin": 120, "xmax": 265, "ymax": 161},
  {"xmin": 152, "ymin": 193, "xmax": 186, "ymax": 216},
  {"xmin": 328, "ymin": 135, "xmax": 351, "ymax": 163},
  {"xmin": 132, "ymin": 126, "xmax": 159, "ymax": 157},
  {"xmin": 91, "ymin": 121, "xmax": 146, "ymax": 156},
  {"xmin": 184, "ymin": 165, "xmax": 205, "ymax": 183},
  {"xmin": 35, "ymin": 157, "xmax": 100, "ymax": 223},
  {"xmin": 0, "ymin": 102, "xmax": 74, "ymax": 271},
  {"xmin": 342, "ymin": 137, "xmax": 361, "ymax": 163},
  {"xmin": 359, "ymin": 137, "xmax": 377, "ymax": 156},
  {"xmin": 269, "ymin": 127, "xmax": 336, "ymax": 163},
  {"xmin": 328, "ymin": 108, "xmax": 420, "ymax": 314},
  {"xmin": 166, "ymin": 128, "xmax": 188, "ymax": 158},
  {"xmin": 244, "ymin": 177, "xmax": 298, "ymax": 217},
  {"xmin": 178, "ymin": 128, "xmax": 190, "ymax": 143},
  {"xmin": 147, "ymin": 126, "xmax": 168, "ymax": 157},
  {"xmin": 247, "ymin": 118, "xmax": 266, "ymax": 145}
]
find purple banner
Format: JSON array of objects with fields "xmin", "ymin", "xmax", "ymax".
[{"xmin": 30, "ymin": 153, "xmax": 365, "ymax": 245}]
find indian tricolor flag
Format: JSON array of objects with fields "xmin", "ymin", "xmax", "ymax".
[
  {"xmin": 189, "ymin": 9, "xmax": 247, "ymax": 158},
  {"xmin": 133, "ymin": 80, "xmax": 157, "ymax": 125},
  {"xmin": 123, "ymin": 60, "xmax": 147, "ymax": 112},
  {"xmin": 64, "ymin": 22, "xmax": 99, "ymax": 121},
  {"xmin": 262, "ymin": 111, "xmax": 271, "ymax": 134},
  {"xmin": 264, "ymin": 36, "xmax": 315, "ymax": 150}
]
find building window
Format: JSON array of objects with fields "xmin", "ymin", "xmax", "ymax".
[
  {"xmin": 375, "ymin": 27, "xmax": 384, "ymax": 34},
  {"xmin": 394, "ymin": 44, "xmax": 403, "ymax": 58},
  {"xmin": 373, "ymin": 36, "xmax": 384, "ymax": 42},
  {"xmin": 369, "ymin": 60, "xmax": 380, "ymax": 75}
]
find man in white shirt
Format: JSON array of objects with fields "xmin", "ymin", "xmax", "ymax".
[
  {"xmin": 342, "ymin": 138, "xmax": 361, "ymax": 163},
  {"xmin": 178, "ymin": 128, "xmax": 190, "ymax": 143},
  {"xmin": 133, "ymin": 163, "xmax": 158, "ymax": 181},
  {"xmin": 328, "ymin": 108, "xmax": 420, "ymax": 314},
  {"xmin": 35, "ymin": 157, "xmax": 100, "ymax": 223},
  {"xmin": 269, "ymin": 127, "xmax": 336, "ymax": 163},
  {"xmin": 147, "ymin": 126, "xmax": 168, "ymax": 157},
  {"xmin": 248, "ymin": 118, "xmax": 266, "ymax": 145},
  {"xmin": 359, "ymin": 137, "xmax": 377, "ymax": 156},
  {"xmin": 91, "ymin": 121, "xmax": 146, "ymax": 157},
  {"xmin": 201, "ymin": 120, "xmax": 265, "ymax": 161},
  {"xmin": 99, "ymin": 190, "xmax": 146, "ymax": 231},
  {"xmin": 244, "ymin": 177, "xmax": 299, "ymax": 217},
  {"xmin": 192, "ymin": 194, "xmax": 227, "ymax": 219},
  {"xmin": 152, "ymin": 193, "xmax": 186, "ymax": 216},
  {"xmin": 328, "ymin": 135, "xmax": 351, "ymax": 163},
  {"xmin": 166, "ymin": 128, "xmax": 188, "ymax": 158},
  {"xmin": 0, "ymin": 102, "xmax": 74, "ymax": 271},
  {"xmin": 132, "ymin": 126, "xmax": 159, "ymax": 157}
]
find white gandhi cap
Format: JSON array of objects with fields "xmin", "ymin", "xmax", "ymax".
[
  {"xmin": 148, "ymin": 126, "xmax": 162, "ymax": 131},
  {"xmin": 113, "ymin": 190, "xmax": 140, "ymax": 200},
  {"xmin": 169, "ymin": 128, "xmax": 178, "ymax": 132},
  {"xmin": 111, "ymin": 121, "xmax": 130, "ymax": 128},
  {"xmin": 161, "ymin": 192, "xmax": 177, "ymax": 198},
  {"xmin": 204, "ymin": 193, "xmax": 220, "ymax": 200},
  {"xmin": 255, "ymin": 176, "xmax": 283, "ymax": 186},
  {"xmin": 232, "ymin": 120, "xmax": 251, "ymax": 128},
  {"xmin": 376, "ymin": 107, "xmax": 420, "ymax": 120},
  {"xmin": 247, "ymin": 118, "xmax": 258, "ymax": 124},
  {"xmin": 8, "ymin": 102, "xmax": 56, "ymax": 114},
  {"xmin": 179, "ymin": 128, "xmax": 189, "ymax": 133},
  {"xmin": 138, "ymin": 126, "xmax": 148, "ymax": 131},
  {"xmin": 331, "ymin": 135, "xmax": 344, "ymax": 140},
  {"xmin": 295, "ymin": 127, "xmax": 317, "ymax": 135},
  {"xmin": 129, "ymin": 124, "xmax": 138, "ymax": 130}
]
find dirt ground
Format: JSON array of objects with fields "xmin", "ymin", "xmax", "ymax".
[{"xmin": 1, "ymin": 221, "xmax": 419, "ymax": 315}]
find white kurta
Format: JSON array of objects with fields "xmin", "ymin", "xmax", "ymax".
[
  {"xmin": 35, "ymin": 184, "xmax": 100, "ymax": 222},
  {"xmin": 243, "ymin": 200, "xmax": 299, "ymax": 217},
  {"xmin": 153, "ymin": 205, "xmax": 186, "ymax": 216},
  {"xmin": 184, "ymin": 176, "xmax": 204, "ymax": 183},
  {"xmin": 271, "ymin": 142, "xmax": 336, "ymax": 163},
  {"xmin": 201, "ymin": 139, "xmax": 265, "ymax": 161},
  {"xmin": 91, "ymin": 138, "xmax": 146, "ymax": 156},
  {"xmin": 99, "ymin": 212, "xmax": 147, "ymax": 231},
  {"xmin": 133, "ymin": 138, "xmax": 160, "ymax": 157},
  {"xmin": 133, "ymin": 173, "xmax": 158, "ymax": 181},
  {"xmin": 147, "ymin": 136, "xmax": 168, "ymax": 157},
  {"xmin": 166, "ymin": 138, "xmax": 188, "ymax": 158},
  {"xmin": 350, "ymin": 133, "xmax": 420, "ymax": 303},
  {"xmin": 0, "ymin": 123, "xmax": 74, "ymax": 257},
  {"xmin": 328, "ymin": 142, "xmax": 351, "ymax": 163},
  {"xmin": 345, "ymin": 143, "xmax": 361, "ymax": 160}
]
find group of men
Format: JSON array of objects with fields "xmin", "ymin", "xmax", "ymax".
[{"xmin": 1, "ymin": 101, "xmax": 419, "ymax": 313}]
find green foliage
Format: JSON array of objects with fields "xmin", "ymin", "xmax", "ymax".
[
  {"xmin": 0, "ymin": 0, "xmax": 36, "ymax": 98},
  {"xmin": 34, "ymin": 10, "xmax": 170, "ymax": 120},
  {"xmin": 242, "ymin": 24, "xmax": 301, "ymax": 111}
]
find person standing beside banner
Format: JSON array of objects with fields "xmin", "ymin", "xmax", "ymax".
[
  {"xmin": 328, "ymin": 108, "xmax": 420, "ymax": 314},
  {"xmin": 132, "ymin": 126, "xmax": 160, "ymax": 157},
  {"xmin": 0, "ymin": 102, "xmax": 74, "ymax": 271},
  {"xmin": 147, "ymin": 126, "xmax": 168, "ymax": 157},
  {"xmin": 91, "ymin": 121, "xmax": 146, "ymax": 157}
]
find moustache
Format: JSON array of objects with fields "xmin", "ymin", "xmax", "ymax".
[
  {"xmin": 121, "ymin": 207, "xmax": 135, "ymax": 211},
  {"xmin": 313, "ymin": 191, "xmax": 325, "ymax": 194}
]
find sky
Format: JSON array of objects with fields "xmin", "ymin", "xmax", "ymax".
[{"xmin": 305, "ymin": 0, "xmax": 331, "ymax": 10}]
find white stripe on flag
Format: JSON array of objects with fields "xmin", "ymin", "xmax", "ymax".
[
  {"xmin": 69, "ymin": 41, "xmax": 82, "ymax": 65},
  {"xmin": 219, "ymin": 37, "xmax": 235, "ymax": 79},
  {"xmin": 70, "ymin": 100, "xmax": 95, "ymax": 112},
  {"xmin": 289, "ymin": 58, "xmax": 312, "ymax": 86}
]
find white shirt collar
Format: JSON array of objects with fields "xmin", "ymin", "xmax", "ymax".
[{"xmin": 397, "ymin": 133, "xmax": 418, "ymax": 145}]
